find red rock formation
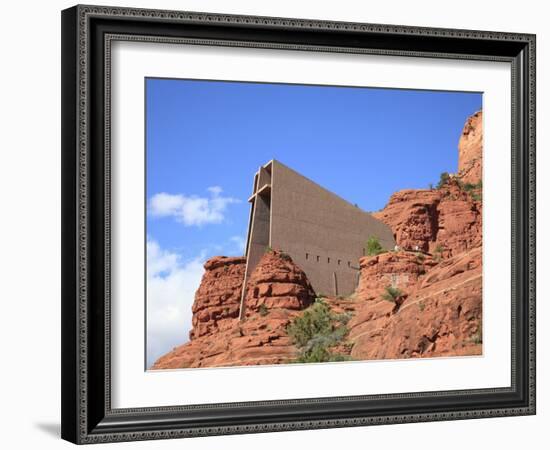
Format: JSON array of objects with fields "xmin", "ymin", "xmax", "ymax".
[
  {"xmin": 349, "ymin": 247, "xmax": 482, "ymax": 360},
  {"xmin": 356, "ymin": 251, "xmax": 436, "ymax": 301},
  {"xmin": 435, "ymin": 184, "xmax": 482, "ymax": 256},
  {"xmin": 373, "ymin": 181, "xmax": 481, "ymax": 257},
  {"xmin": 458, "ymin": 110, "xmax": 483, "ymax": 184},
  {"xmin": 189, "ymin": 256, "xmax": 246, "ymax": 340},
  {"xmin": 243, "ymin": 250, "xmax": 315, "ymax": 315},
  {"xmin": 152, "ymin": 308, "xmax": 299, "ymax": 369},
  {"xmin": 347, "ymin": 111, "xmax": 483, "ymax": 360},
  {"xmin": 373, "ymin": 189, "xmax": 440, "ymax": 253},
  {"xmin": 152, "ymin": 251, "xmax": 315, "ymax": 369}
]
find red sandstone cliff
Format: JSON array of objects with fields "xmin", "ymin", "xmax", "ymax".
[
  {"xmin": 189, "ymin": 256, "xmax": 245, "ymax": 340},
  {"xmin": 372, "ymin": 180, "xmax": 482, "ymax": 257},
  {"xmin": 152, "ymin": 110, "xmax": 484, "ymax": 369},
  {"xmin": 348, "ymin": 247, "xmax": 481, "ymax": 360},
  {"xmin": 458, "ymin": 110, "xmax": 483, "ymax": 184}
]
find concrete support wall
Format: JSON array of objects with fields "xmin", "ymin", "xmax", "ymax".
[{"xmin": 269, "ymin": 160, "xmax": 395, "ymax": 297}]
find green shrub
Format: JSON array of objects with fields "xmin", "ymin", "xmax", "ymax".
[
  {"xmin": 333, "ymin": 311, "xmax": 353, "ymax": 325},
  {"xmin": 287, "ymin": 299, "xmax": 352, "ymax": 363},
  {"xmin": 265, "ymin": 245, "xmax": 273, "ymax": 253},
  {"xmin": 296, "ymin": 342, "xmax": 331, "ymax": 363},
  {"xmin": 418, "ymin": 301, "xmax": 425, "ymax": 312},
  {"xmin": 433, "ymin": 244, "xmax": 443, "ymax": 263},
  {"xmin": 467, "ymin": 328, "xmax": 482, "ymax": 345},
  {"xmin": 258, "ymin": 304, "xmax": 269, "ymax": 317},
  {"xmin": 471, "ymin": 332, "xmax": 482, "ymax": 344},
  {"xmin": 366, "ymin": 235, "xmax": 383, "ymax": 256},
  {"xmin": 463, "ymin": 180, "xmax": 482, "ymax": 202},
  {"xmin": 437, "ymin": 172, "xmax": 451, "ymax": 189},
  {"xmin": 287, "ymin": 300, "xmax": 332, "ymax": 347},
  {"xmin": 381, "ymin": 286, "xmax": 403, "ymax": 303},
  {"xmin": 415, "ymin": 252, "xmax": 425, "ymax": 262},
  {"xmin": 463, "ymin": 182, "xmax": 476, "ymax": 192},
  {"xmin": 471, "ymin": 192, "xmax": 482, "ymax": 202},
  {"xmin": 279, "ymin": 251, "xmax": 292, "ymax": 262}
]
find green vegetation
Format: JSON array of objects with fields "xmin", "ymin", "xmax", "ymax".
[
  {"xmin": 287, "ymin": 299, "xmax": 353, "ymax": 363},
  {"xmin": 265, "ymin": 245, "xmax": 273, "ymax": 253},
  {"xmin": 461, "ymin": 180, "xmax": 482, "ymax": 202},
  {"xmin": 436, "ymin": 172, "xmax": 451, "ymax": 189},
  {"xmin": 381, "ymin": 286, "xmax": 403, "ymax": 304},
  {"xmin": 468, "ymin": 325, "xmax": 483, "ymax": 345},
  {"xmin": 258, "ymin": 304, "xmax": 269, "ymax": 317},
  {"xmin": 418, "ymin": 301, "xmax": 425, "ymax": 312},
  {"xmin": 433, "ymin": 244, "xmax": 444, "ymax": 262},
  {"xmin": 470, "ymin": 332, "xmax": 482, "ymax": 345},
  {"xmin": 463, "ymin": 180, "xmax": 482, "ymax": 192},
  {"xmin": 415, "ymin": 252, "xmax": 425, "ymax": 262},
  {"xmin": 279, "ymin": 251, "xmax": 292, "ymax": 262},
  {"xmin": 366, "ymin": 235, "xmax": 384, "ymax": 256},
  {"xmin": 467, "ymin": 330, "xmax": 483, "ymax": 345}
]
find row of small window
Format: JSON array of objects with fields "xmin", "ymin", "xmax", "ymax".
[{"xmin": 305, "ymin": 253, "xmax": 351, "ymax": 268}]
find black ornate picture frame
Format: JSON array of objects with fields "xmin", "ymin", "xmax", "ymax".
[{"xmin": 61, "ymin": 4, "xmax": 536, "ymax": 444}]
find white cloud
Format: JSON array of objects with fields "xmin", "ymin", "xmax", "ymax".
[
  {"xmin": 146, "ymin": 239, "xmax": 205, "ymax": 368},
  {"xmin": 229, "ymin": 235, "xmax": 247, "ymax": 254},
  {"xmin": 149, "ymin": 187, "xmax": 239, "ymax": 226}
]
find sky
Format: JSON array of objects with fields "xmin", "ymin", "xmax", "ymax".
[{"xmin": 145, "ymin": 77, "xmax": 482, "ymax": 368}]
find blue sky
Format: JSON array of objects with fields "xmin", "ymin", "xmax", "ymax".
[{"xmin": 145, "ymin": 77, "xmax": 482, "ymax": 368}]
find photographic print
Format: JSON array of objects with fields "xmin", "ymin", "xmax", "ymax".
[{"xmin": 146, "ymin": 79, "xmax": 483, "ymax": 370}]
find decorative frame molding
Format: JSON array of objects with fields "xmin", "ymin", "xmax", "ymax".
[{"xmin": 61, "ymin": 4, "xmax": 536, "ymax": 444}]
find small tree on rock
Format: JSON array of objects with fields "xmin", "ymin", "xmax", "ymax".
[
  {"xmin": 437, "ymin": 172, "xmax": 451, "ymax": 189},
  {"xmin": 366, "ymin": 235, "xmax": 383, "ymax": 256}
]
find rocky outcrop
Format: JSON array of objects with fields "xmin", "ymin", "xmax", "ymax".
[
  {"xmin": 458, "ymin": 110, "xmax": 483, "ymax": 184},
  {"xmin": 347, "ymin": 111, "xmax": 483, "ymax": 360},
  {"xmin": 154, "ymin": 245, "xmax": 482, "ymax": 369},
  {"xmin": 152, "ymin": 251, "xmax": 315, "ymax": 369},
  {"xmin": 356, "ymin": 251, "xmax": 437, "ymax": 301},
  {"xmin": 373, "ymin": 181, "xmax": 481, "ymax": 257},
  {"xmin": 152, "ymin": 308, "xmax": 299, "ymax": 369},
  {"xmin": 373, "ymin": 110, "xmax": 482, "ymax": 256},
  {"xmin": 243, "ymin": 250, "xmax": 315, "ymax": 315},
  {"xmin": 435, "ymin": 184, "xmax": 482, "ymax": 256},
  {"xmin": 189, "ymin": 256, "xmax": 246, "ymax": 340},
  {"xmin": 349, "ymin": 247, "xmax": 482, "ymax": 360},
  {"xmin": 373, "ymin": 189, "xmax": 440, "ymax": 253}
]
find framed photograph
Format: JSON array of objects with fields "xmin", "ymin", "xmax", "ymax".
[{"xmin": 61, "ymin": 5, "xmax": 536, "ymax": 444}]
